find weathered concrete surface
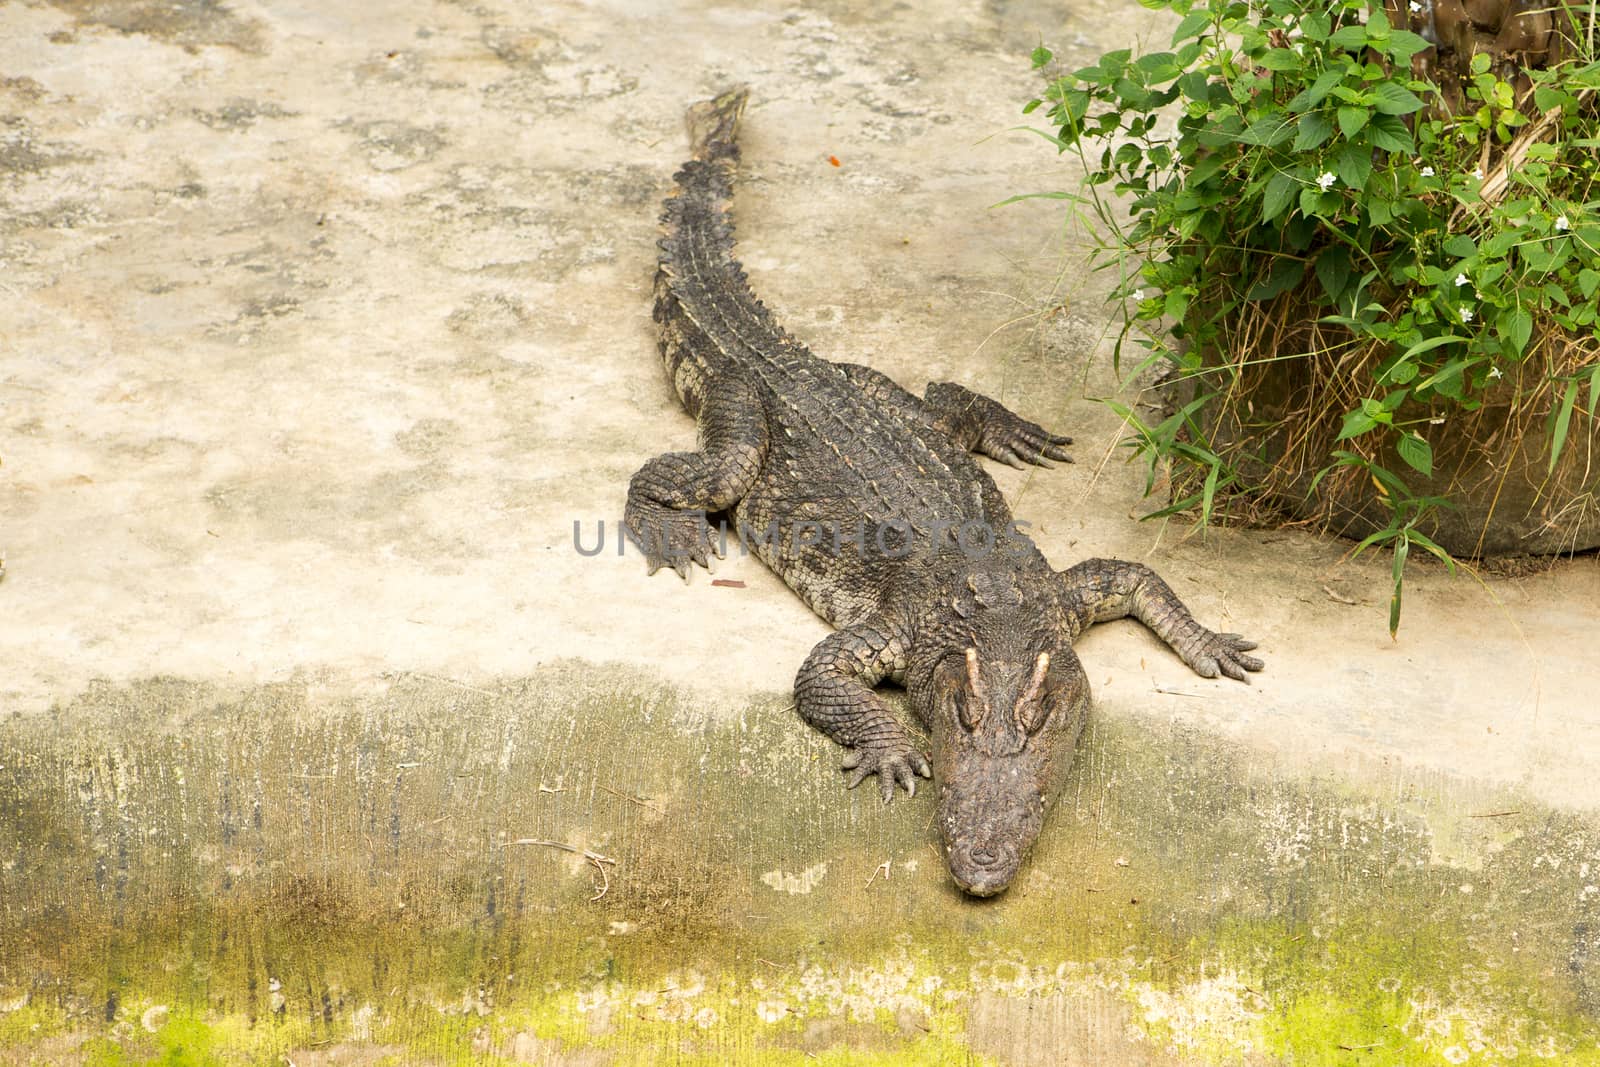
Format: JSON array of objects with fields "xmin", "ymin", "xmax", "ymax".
[{"xmin": 2, "ymin": 0, "xmax": 1599, "ymax": 1063}]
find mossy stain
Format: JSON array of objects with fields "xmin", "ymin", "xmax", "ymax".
[{"xmin": 1, "ymin": 669, "xmax": 1597, "ymax": 1064}]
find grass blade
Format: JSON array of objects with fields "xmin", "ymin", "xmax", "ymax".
[
  {"xmin": 1549, "ymin": 379, "xmax": 1578, "ymax": 475},
  {"xmin": 1389, "ymin": 534, "xmax": 1410, "ymax": 638}
]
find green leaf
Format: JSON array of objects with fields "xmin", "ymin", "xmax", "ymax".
[
  {"xmin": 1549, "ymin": 379, "xmax": 1578, "ymax": 475},
  {"xmin": 1236, "ymin": 112, "xmax": 1297, "ymax": 146},
  {"xmin": 1262, "ymin": 171, "xmax": 1298, "ymax": 223},
  {"xmin": 1314, "ymin": 245, "xmax": 1352, "ymax": 302},
  {"xmin": 1200, "ymin": 460, "xmax": 1221, "ymax": 527},
  {"xmin": 1398, "ymin": 334, "xmax": 1469, "ymax": 361},
  {"xmin": 1172, "ymin": 10, "xmax": 1211, "ymax": 44},
  {"xmin": 1414, "ymin": 356, "xmax": 1480, "ymax": 395},
  {"xmin": 1330, "ymin": 24, "xmax": 1368, "ymax": 50},
  {"xmin": 991, "ymin": 190, "xmax": 1088, "ymax": 207},
  {"xmin": 1164, "ymin": 288, "xmax": 1190, "ymax": 320},
  {"xmin": 1365, "ymin": 114, "xmax": 1414, "ymax": 153},
  {"xmin": 1177, "ymin": 70, "xmax": 1208, "ymax": 102},
  {"xmin": 1299, "ymin": 186, "xmax": 1334, "ymax": 218},
  {"xmin": 1246, "ymin": 257, "xmax": 1306, "ymax": 301},
  {"xmin": 1337, "ymin": 106, "xmax": 1370, "ymax": 137},
  {"xmin": 1333, "ymin": 142, "xmax": 1372, "ymax": 191},
  {"xmin": 1389, "ymin": 534, "xmax": 1409, "ymax": 637},
  {"xmin": 1349, "ymin": 525, "xmax": 1398, "ymax": 558},
  {"xmin": 1502, "ymin": 306, "xmax": 1533, "ymax": 357},
  {"xmin": 1187, "ymin": 149, "xmax": 1232, "ymax": 188},
  {"xmin": 1292, "ymin": 111, "xmax": 1335, "ymax": 150},
  {"xmin": 1370, "ymin": 81, "xmax": 1425, "ymax": 115},
  {"xmin": 1405, "ymin": 529, "xmax": 1457, "ymax": 572},
  {"xmin": 1337, "ymin": 407, "xmax": 1378, "ymax": 441},
  {"xmin": 1397, "ymin": 433, "xmax": 1433, "ymax": 477},
  {"xmin": 1579, "ymin": 268, "xmax": 1600, "ymax": 300},
  {"xmin": 1533, "ymin": 85, "xmax": 1572, "ymax": 112},
  {"xmin": 1521, "ymin": 243, "xmax": 1555, "ymax": 274},
  {"xmin": 1134, "ymin": 51, "xmax": 1183, "ymax": 80},
  {"xmin": 1031, "ymin": 45, "xmax": 1053, "ymax": 68},
  {"xmin": 1289, "ymin": 69, "xmax": 1346, "ymax": 111},
  {"xmin": 1443, "ymin": 234, "xmax": 1477, "ymax": 258},
  {"xmin": 1258, "ymin": 48, "xmax": 1303, "ymax": 71},
  {"xmin": 1384, "ymin": 30, "xmax": 1432, "ymax": 63}
]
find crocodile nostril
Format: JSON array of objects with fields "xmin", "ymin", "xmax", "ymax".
[{"xmin": 969, "ymin": 845, "xmax": 1000, "ymax": 868}]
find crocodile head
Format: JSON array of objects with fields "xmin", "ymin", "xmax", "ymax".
[{"xmin": 923, "ymin": 641, "xmax": 1090, "ymax": 897}]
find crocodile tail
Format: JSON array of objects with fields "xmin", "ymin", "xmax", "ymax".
[
  {"xmin": 658, "ymin": 87, "xmax": 752, "ymax": 280},
  {"xmin": 684, "ymin": 85, "xmax": 749, "ymax": 163}
]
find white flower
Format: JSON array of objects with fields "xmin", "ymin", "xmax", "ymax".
[
  {"xmin": 1420, "ymin": 165, "xmax": 1435, "ymax": 177},
  {"xmin": 1408, "ymin": 1, "xmax": 1422, "ymax": 10},
  {"xmin": 1488, "ymin": 365, "xmax": 1503, "ymax": 380},
  {"xmin": 1316, "ymin": 171, "xmax": 1337, "ymax": 191},
  {"xmin": 1455, "ymin": 273, "xmax": 1469, "ymax": 286},
  {"xmin": 1459, "ymin": 305, "xmax": 1474, "ymax": 323},
  {"xmin": 1471, "ymin": 167, "xmax": 1484, "ymax": 180},
  {"xmin": 1555, "ymin": 214, "xmax": 1570, "ymax": 231},
  {"xmin": 1132, "ymin": 289, "xmax": 1145, "ymax": 301}
]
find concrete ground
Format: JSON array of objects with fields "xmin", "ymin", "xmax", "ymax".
[{"xmin": 2, "ymin": 0, "xmax": 1599, "ymax": 1064}]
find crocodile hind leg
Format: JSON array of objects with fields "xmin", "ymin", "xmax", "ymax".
[
  {"xmin": 625, "ymin": 375, "xmax": 768, "ymax": 579},
  {"xmin": 836, "ymin": 363, "xmax": 1072, "ymax": 467},
  {"xmin": 1057, "ymin": 559, "xmax": 1264, "ymax": 681},
  {"xmin": 794, "ymin": 619, "xmax": 930, "ymax": 802}
]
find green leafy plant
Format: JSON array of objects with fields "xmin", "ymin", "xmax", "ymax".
[{"xmin": 1024, "ymin": 0, "xmax": 1600, "ymax": 632}]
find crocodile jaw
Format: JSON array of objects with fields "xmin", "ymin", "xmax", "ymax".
[{"xmin": 935, "ymin": 741, "xmax": 1055, "ymax": 897}]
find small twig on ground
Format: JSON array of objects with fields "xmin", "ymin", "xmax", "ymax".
[
  {"xmin": 1153, "ymin": 685, "xmax": 1206, "ymax": 698},
  {"xmin": 864, "ymin": 860, "xmax": 891, "ymax": 889},
  {"xmin": 599, "ymin": 784, "xmax": 666, "ymax": 815},
  {"xmin": 1322, "ymin": 584, "xmax": 1358, "ymax": 605},
  {"xmin": 511, "ymin": 838, "xmax": 619, "ymax": 901},
  {"xmin": 1467, "ymin": 810, "xmax": 1522, "ymax": 819}
]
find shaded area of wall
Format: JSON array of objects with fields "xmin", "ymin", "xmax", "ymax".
[{"xmin": 2, "ymin": 669, "xmax": 1596, "ymax": 1064}]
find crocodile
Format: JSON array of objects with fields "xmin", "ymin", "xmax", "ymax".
[{"xmin": 627, "ymin": 87, "xmax": 1264, "ymax": 897}]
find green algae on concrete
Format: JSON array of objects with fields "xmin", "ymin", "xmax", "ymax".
[{"xmin": 1, "ymin": 668, "xmax": 1598, "ymax": 1065}]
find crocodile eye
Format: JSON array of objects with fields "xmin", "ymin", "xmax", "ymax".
[
  {"xmin": 1014, "ymin": 652, "xmax": 1052, "ymax": 736},
  {"xmin": 958, "ymin": 647, "xmax": 988, "ymax": 732},
  {"xmin": 1017, "ymin": 696, "xmax": 1051, "ymax": 735}
]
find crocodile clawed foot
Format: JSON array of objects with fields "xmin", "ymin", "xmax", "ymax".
[
  {"xmin": 979, "ymin": 411, "xmax": 1074, "ymax": 469},
  {"xmin": 841, "ymin": 740, "xmax": 933, "ymax": 803},
  {"xmin": 626, "ymin": 506, "xmax": 724, "ymax": 580},
  {"xmin": 1185, "ymin": 631, "xmax": 1265, "ymax": 683}
]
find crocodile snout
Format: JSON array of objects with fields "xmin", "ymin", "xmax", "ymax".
[{"xmin": 947, "ymin": 837, "xmax": 1022, "ymax": 897}]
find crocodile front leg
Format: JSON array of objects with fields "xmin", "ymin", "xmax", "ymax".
[
  {"xmin": 794, "ymin": 619, "xmax": 931, "ymax": 802},
  {"xmin": 625, "ymin": 375, "xmax": 768, "ymax": 579},
  {"xmin": 836, "ymin": 363, "xmax": 1072, "ymax": 467},
  {"xmin": 1059, "ymin": 558, "xmax": 1265, "ymax": 681},
  {"xmin": 924, "ymin": 381, "xmax": 1074, "ymax": 468}
]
